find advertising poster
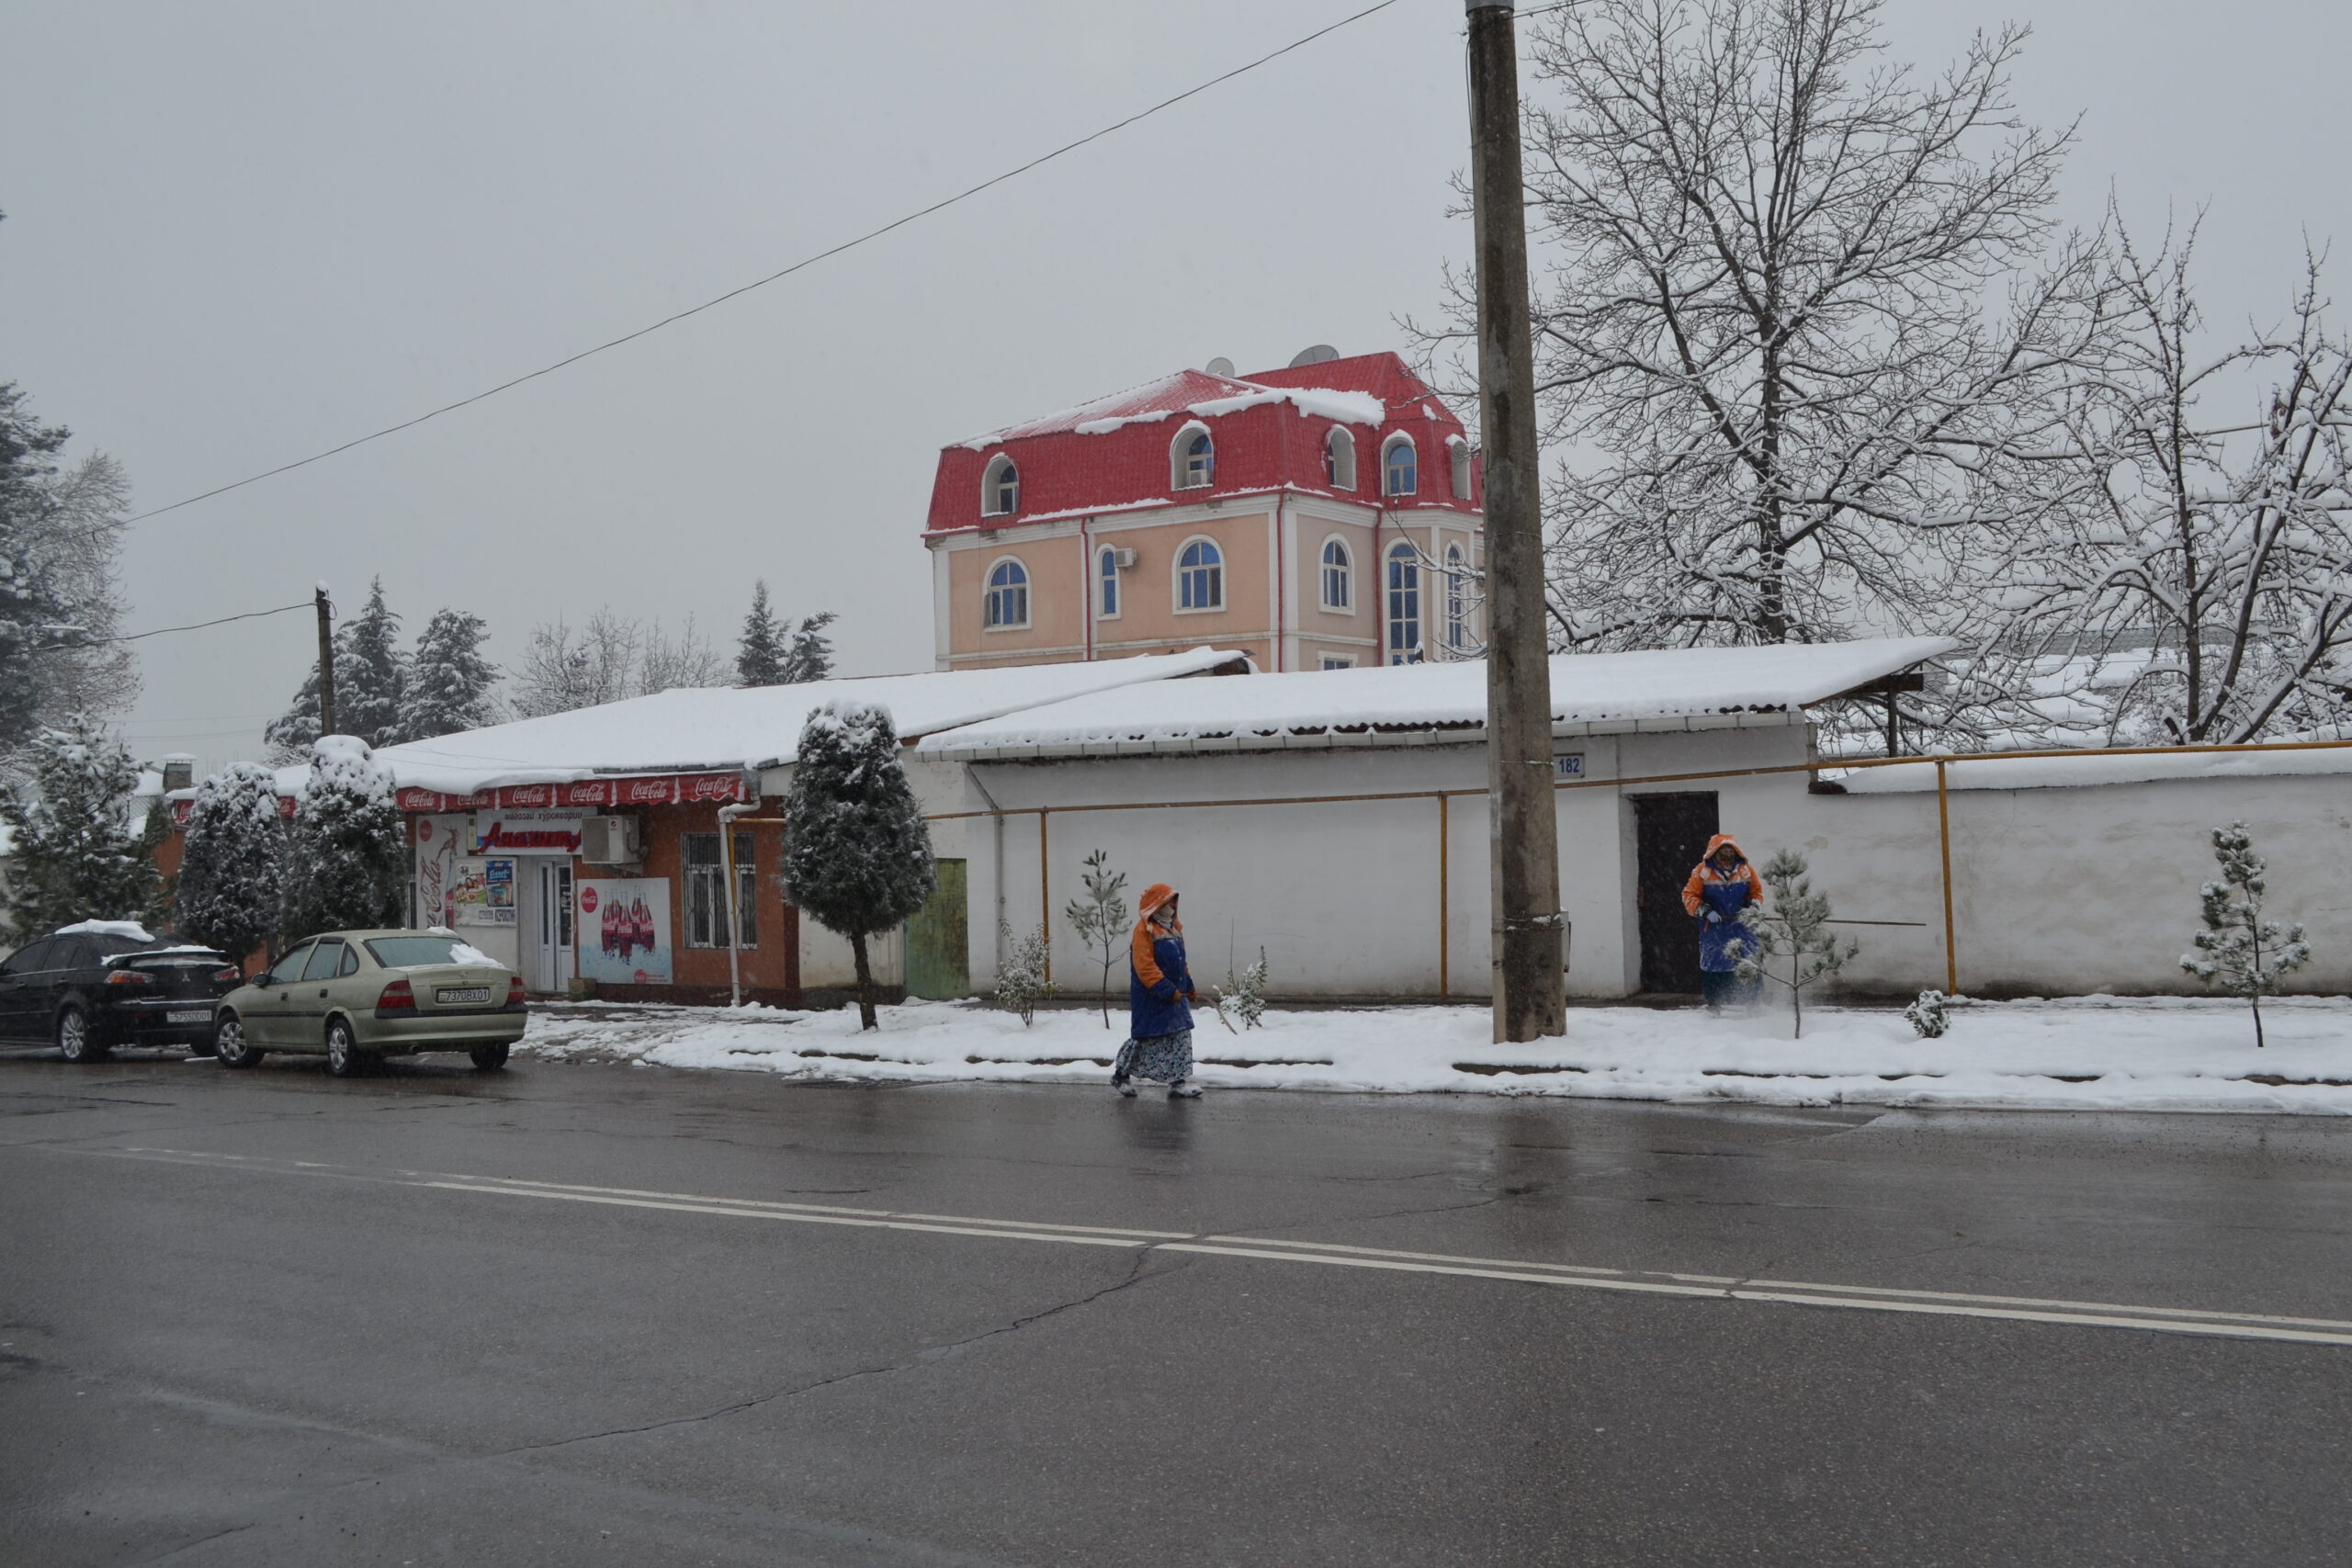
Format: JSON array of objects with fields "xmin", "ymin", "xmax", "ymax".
[
  {"xmin": 451, "ymin": 857, "xmax": 519, "ymax": 927},
  {"xmin": 577, "ymin": 879, "xmax": 673, "ymax": 985}
]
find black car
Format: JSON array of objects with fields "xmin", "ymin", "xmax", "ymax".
[{"xmin": 0, "ymin": 926, "xmax": 243, "ymax": 1062}]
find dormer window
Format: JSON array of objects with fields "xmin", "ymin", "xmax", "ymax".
[
  {"xmin": 982, "ymin": 455, "xmax": 1019, "ymax": 517},
  {"xmin": 1448, "ymin": 437, "xmax": 1472, "ymax": 500},
  {"xmin": 1172, "ymin": 424, "xmax": 1215, "ymax": 491},
  {"xmin": 1325, "ymin": 428, "xmax": 1356, "ymax": 490},
  {"xmin": 1383, "ymin": 435, "xmax": 1418, "ymax": 498}
]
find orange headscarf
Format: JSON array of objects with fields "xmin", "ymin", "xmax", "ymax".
[{"xmin": 1131, "ymin": 884, "xmax": 1182, "ymax": 987}]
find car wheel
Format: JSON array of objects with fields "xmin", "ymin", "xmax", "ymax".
[
  {"xmin": 214, "ymin": 1014, "xmax": 263, "ymax": 1068},
  {"xmin": 469, "ymin": 1043, "xmax": 510, "ymax": 1072},
  {"xmin": 323, "ymin": 1019, "xmax": 368, "ymax": 1078},
  {"xmin": 187, "ymin": 1032, "xmax": 218, "ymax": 1059},
  {"xmin": 57, "ymin": 1006, "xmax": 108, "ymax": 1064}
]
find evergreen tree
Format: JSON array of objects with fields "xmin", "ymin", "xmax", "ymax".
[
  {"xmin": 0, "ymin": 384, "xmax": 74, "ymax": 754},
  {"xmin": 280, "ymin": 737, "xmax": 406, "ymax": 939},
  {"xmin": 780, "ymin": 611, "xmax": 837, "ymax": 684},
  {"xmin": 1732, "ymin": 849, "xmax": 1859, "ymax": 1040},
  {"xmin": 736, "ymin": 581, "xmax": 787, "ymax": 686},
  {"xmin": 0, "ymin": 716, "xmax": 160, "ymax": 942},
  {"xmin": 402, "ymin": 608, "xmax": 498, "ymax": 741},
  {"xmin": 2182, "ymin": 822, "xmax": 2312, "ymax": 1047},
  {"xmin": 173, "ymin": 761, "xmax": 286, "ymax": 968},
  {"xmin": 782, "ymin": 702, "xmax": 936, "ymax": 1030},
  {"xmin": 264, "ymin": 578, "xmax": 412, "ymax": 758}
]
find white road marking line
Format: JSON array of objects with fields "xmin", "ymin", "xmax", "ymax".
[{"xmin": 70, "ymin": 1145, "xmax": 2352, "ymax": 1348}]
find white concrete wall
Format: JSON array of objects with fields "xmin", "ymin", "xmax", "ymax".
[{"xmin": 950, "ymin": 730, "xmax": 2352, "ymax": 1002}]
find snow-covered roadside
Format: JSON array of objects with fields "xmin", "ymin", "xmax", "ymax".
[{"xmin": 521, "ymin": 995, "xmax": 2352, "ymax": 1115}]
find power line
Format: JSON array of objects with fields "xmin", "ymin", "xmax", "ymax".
[
  {"xmin": 127, "ymin": 0, "xmax": 1404, "ymax": 526},
  {"xmin": 33, "ymin": 600, "xmax": 313, "ymax": 651}
]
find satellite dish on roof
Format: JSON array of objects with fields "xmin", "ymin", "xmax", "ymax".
[
  {"xmin": 1288, "ymin": 344, "xmax": 1340, "ymax": 368},
  {"xmin": 1204, "ymin": 356, "xmax": 1236, "ymax": 378}
]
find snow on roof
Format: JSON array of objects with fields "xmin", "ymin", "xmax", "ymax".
[
  {"xmin": 1832, "ymin": 742, "xmax": 2352, "ymax": 794},
  {"xmin": 371, "ymin": 649, "xmax": 1249, "ymax": 795},
  {"xmin": 58, "ymin": 919, "xmax": 154, "ymax": 942},
  {"xmin": 957, "ymin": 368, "xmax": 1385, "ymax": 449},
  {"xmin": 920, "ymin": 638, "xmax": 1959, "ymax": 758}
]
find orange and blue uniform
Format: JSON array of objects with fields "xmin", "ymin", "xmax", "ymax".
[{"xmin": 1682, "ymin": 832, "xmax": 1764, "ymax": 975}]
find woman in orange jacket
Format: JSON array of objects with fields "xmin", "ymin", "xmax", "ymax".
[
  {"xmin": 1683, "ymin": 834, "xmax": 1765, "ymax": 1013},
  {"xmin": 1111, "ymin": 884, "xmax": 1203, "ymax": 1099}
]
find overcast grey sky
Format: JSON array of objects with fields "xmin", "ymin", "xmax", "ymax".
[{"xmin": 5, "ymin": 0, "xmax": 2346, "ymax": 768}]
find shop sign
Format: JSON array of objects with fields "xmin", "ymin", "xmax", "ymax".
[
  {"xmin": 394, "ymin": 773, "xmax": 748, "ymax": 814},
  {"xmin": 470, "ymin": 808, "xmax": 590, "ymax": 855}
]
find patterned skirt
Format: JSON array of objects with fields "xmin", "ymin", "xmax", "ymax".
[{"xmin": 1113, "ymin": 1029, "xmax": 1195, "ymax": 1086}]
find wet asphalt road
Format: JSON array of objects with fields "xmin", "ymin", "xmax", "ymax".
[{"xmin": 3, "ymin": 1043, "xmax": 2349, "ymax": 1567}]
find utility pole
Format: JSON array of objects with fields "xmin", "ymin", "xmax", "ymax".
[
  {"xmin": 1466, "ymin": 0, "xmax": 1566, "ymax": 1042},
  {"xmin": 314, "ymin": 584, "xmax": 338, "ymax": 738}
]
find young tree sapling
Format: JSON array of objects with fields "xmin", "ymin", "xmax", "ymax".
[
  {"xmin": 1733, "ymin": 849, "xmax": 1859, "ymax": 1040},
  {"xmin": 1062, "ymin": 848, "xmax": 1129, "ymax": 1026},
  {"xmin": 2181, "ymin": 821, "xmax": 2310, "ymax": 1047}
]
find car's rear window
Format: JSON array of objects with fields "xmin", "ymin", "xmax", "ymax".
[{"xmin": 365, "ymin": 936, "xmax": 498, "ymax": 969}]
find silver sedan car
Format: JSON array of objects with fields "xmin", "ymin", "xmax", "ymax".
[{"xmin": 213, "ymin": 930, "xmax": 527, "ymax": 1077}]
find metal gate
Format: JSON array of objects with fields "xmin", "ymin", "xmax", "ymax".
[
  {"xmin": 1633, "ymin": 793, "xmax": 1717, "ymax": 995},
  {"xmin": 904, "ymin": 859, "xmax": 969, "ymax": 1000}
]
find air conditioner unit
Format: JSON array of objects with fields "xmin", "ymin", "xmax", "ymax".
[
  {"xmin": 578, "ymin": 816, "xmax": 642, "ymax": 865},
  {"xmin": 1108, "ymin": 547, "xmax": 1136, "ymax": 570}
]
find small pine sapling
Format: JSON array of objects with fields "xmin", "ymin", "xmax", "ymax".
[
  {"xmin": 1062, "ymin": 849, "xmax": 1129, "ymax": 1027},
  {"xmin": 1904, "ymin": 988, "xmax": 1949, "ymax": 1039},
  {"xmin": 1733, "ymin": 849, "xmax": 1859, "ymax": 1040},
  {"xmin": 2181, "ymin": 821, "xmax": 2311, "ymax": 1048},
  {"xmin": 1216, "ymin": 947, "xmax": 1270, "ymax": 1030},
  {"xmin": 995, "ymin": 921, "xmax": 1049, "ymax": 1025}
]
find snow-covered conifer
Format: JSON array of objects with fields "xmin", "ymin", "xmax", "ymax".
[
  {"xmin": 735, "ymin": 581, "xmax": 787, "ymax": 687},
  {"xmin": 402, "ymin": 607, "xmax": 498, "ymax": 741},
  {"xmin": 782, "ymin": 701, "xmax": 935, "ymax": 1030},
  {"xmin": 0, "ymin": 716, "xmax": 159, "ymax": 942},
  {"xmin": 336, "ymin": 578, "xmax": 409, "ymax": 747},
  {"xmin": 1733, "ymin": 849, "xmax": 1859, "ymax": 1040},
  {"xmin": 780, "ymin": 611, "xmax": 837, "ymax": 684},
  {"xmin": 280, "ymin": 736, "xmax": 406, "ymax": 940},
  {"xmin": 1216, "ymin": 947, "xmax": 1271, "ymax": 1031},
  {"xmin": 174, "ymin": 761, "xmax": 287, "ymax": 967},
  {"xmin": 2181, "ymin": 822, "xmax": 2311, "ymax": 1047},
  {"xmin": 1904, "ymin": 989, "xmax": 1950, "ymax": 1039}
]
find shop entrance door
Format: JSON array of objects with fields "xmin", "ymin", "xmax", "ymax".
[
  {"xmin": 526, "ymin": 862, "xmax": 574, "ymax": 995},
  {"xmin": 1633, "ymin": 793, "xmax": 1718, "ymax": 995},
  {"xmin": 904, "ymin": 860, "xmax": 969, "ymax": 999}
]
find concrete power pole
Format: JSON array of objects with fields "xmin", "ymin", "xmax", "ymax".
[
  {"xmin": 314, "ymin": 584, "xmax": 338, "ymax": 739},
  {"xmin": 1466, "ymin": 0, "xmax": 1567, "ymax": 1043}
]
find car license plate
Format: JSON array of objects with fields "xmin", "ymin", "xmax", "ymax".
[
  {"xmin": 436, "ymin": 986, "xmax": 492, "ymax": 1005},
  {"xmin": 168, "ymin": 1009, "xmax": 211, "ymax": 1024}
]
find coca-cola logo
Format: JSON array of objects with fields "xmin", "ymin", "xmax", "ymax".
[{"xmin": 579, "ymin": 887, "xmax": 599, "ymax": 912}]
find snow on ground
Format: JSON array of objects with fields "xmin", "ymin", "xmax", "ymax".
[{"xmin": 522, "ymin": 995, "xmax": 2352, "ymax": 1114}]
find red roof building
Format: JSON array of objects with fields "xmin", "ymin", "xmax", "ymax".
[{"xmin": 923, "ymin": 351, "xmax": 1485, "ymax": 672}]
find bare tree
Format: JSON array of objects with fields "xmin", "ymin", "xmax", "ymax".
[
  {"xmin": 19, "ymin": 452, "xmax": 137, "ymax": 739},
  {"xmin": 1415, "ymin": 0, "xmax": 2102, "ymax": 666},
  {"xmin": 509, "ymin": 607, "xmax": 729, "ymax": 718},
  {"xmin": 2010, "ymin": 218, "xmax": 2352, "ymax": 744}
]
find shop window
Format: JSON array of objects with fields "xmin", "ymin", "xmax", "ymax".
[{"xmin": 684, "ymin": 832, "xmax": 757, "ymax": 949}]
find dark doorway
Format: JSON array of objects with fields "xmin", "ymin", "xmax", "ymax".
[{"xmin": 1633, "ymin": 793, "xmax": 1719, "ymax": 995}]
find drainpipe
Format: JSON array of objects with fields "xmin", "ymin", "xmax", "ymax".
[
  {"xmin": 1080, "ymin": 516, "xmax": 1094, "ymax": 661},
  {"xmin": 718, "ymin": 800, "xmax": 755, "ymax": 1006},
  {"xmin": 1272, "ymin": 496, "xmax": 1285, "ymax": 671}
]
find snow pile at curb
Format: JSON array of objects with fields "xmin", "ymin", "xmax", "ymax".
[{"xmin": 522, "ymin": 995, "xmax": 2352, "ymax": 1114}]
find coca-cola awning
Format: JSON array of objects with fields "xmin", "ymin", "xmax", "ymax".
[{"xmin": 393, "ymin": 773, "xmax": 752, "ymax": 814}]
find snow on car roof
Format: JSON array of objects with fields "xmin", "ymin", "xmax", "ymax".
[
  {"xmin": 57, "ymin": 919, "xmax": 154, "ymax": 942},
  {"xmin": 919, "ymin": 637, "xmax": 1960, "ymax": 758},
  {"xmin": 335, "ymin": 649, "xmax": 1248, "ymax": 796}
]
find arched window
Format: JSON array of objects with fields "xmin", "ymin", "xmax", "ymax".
[
  {"xmin": 1383, "ymin": 435, "xmax": 1418, "ymax": 498},
  {"xmin": 1324, "ymin": 427, "xmax": 1357, "ymax": 490},
  {"xmin": 1176, "ymin": 537, "xmax": 1224, "ymax": 611},
  {"xmin": 984, "ymin": 558, "xmax": 1029, "ymax": 628},
  {"xmin": 1444, "ymin": 542, "xmax": 1468, "ymax": 653},
  {"xmin": 1385, "ymin": 541, "xmax": 1420, "ymax": 663},
  {"xmin": 1172, "ymin": 424, "xmax": 1215, "ymax": 491},
  {"xmin": 1097, "ymin": 547, "xmax": 1120, "ymax": 619},
  {"xmin": 981, "ymin": 455, "xmax": 1019, "ymax": 517},
  {"xmin": 1448, "ymin": 437, "xmax": 1472, "ymax": 500},
  {"xmin": 1319, "ymin": 536, "xmax": 1352, "ymax": 612}
]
